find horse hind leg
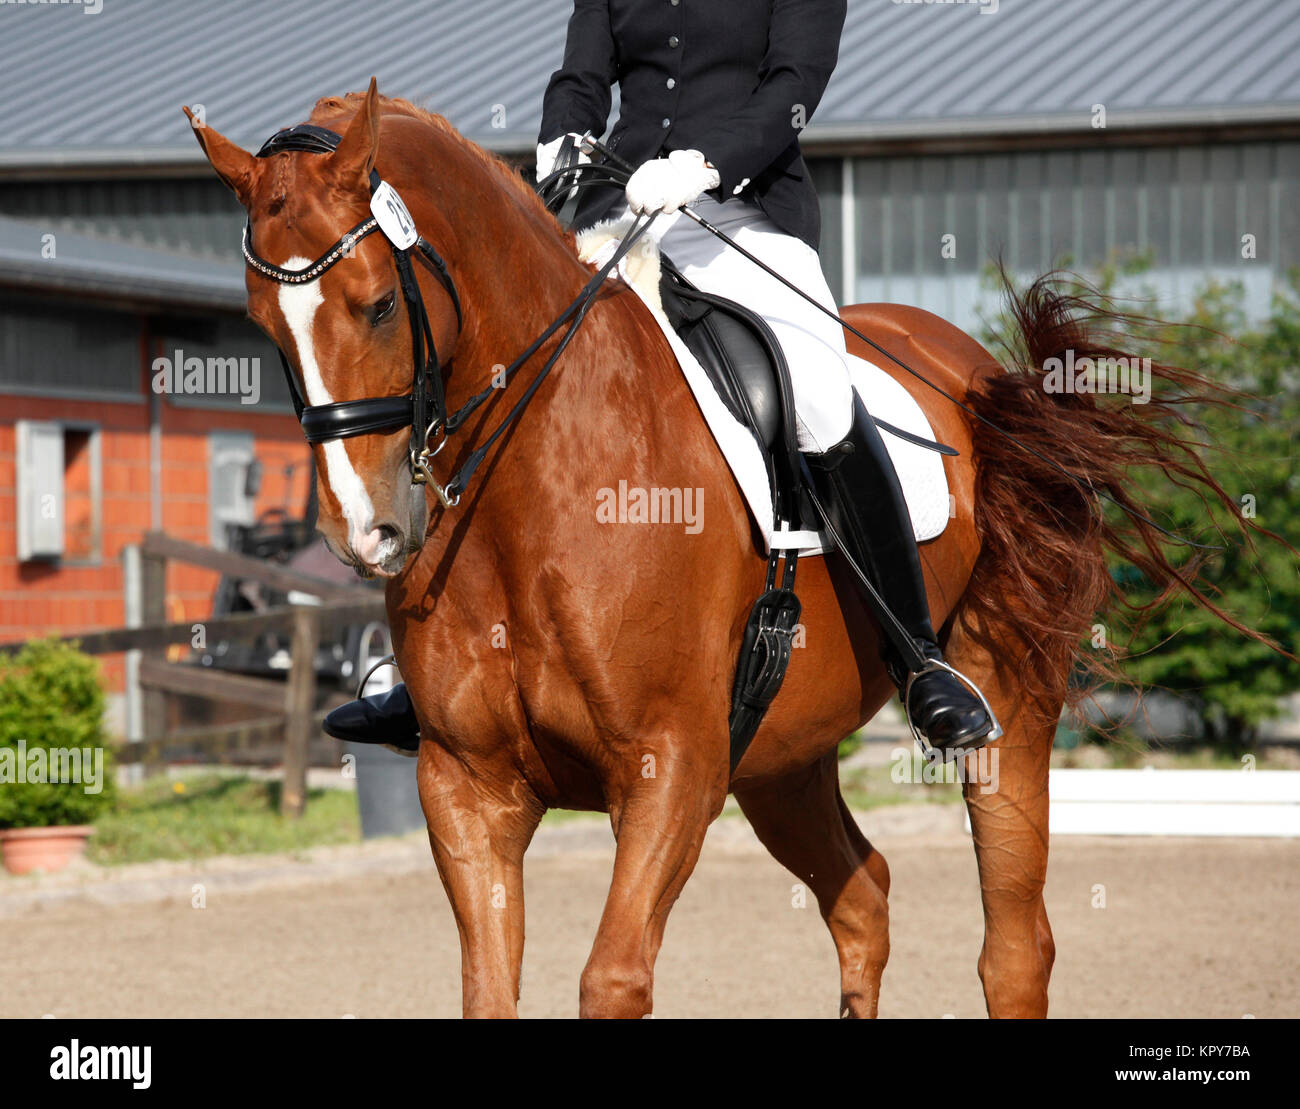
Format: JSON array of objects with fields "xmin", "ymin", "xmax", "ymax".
[
  {"xmin": 942, "ymin": 613, "xmax": 1058, "ymax": 1018},
  {"xmin": 734, "ymin": 751, "xmax": 890, "ymax": 1018}
]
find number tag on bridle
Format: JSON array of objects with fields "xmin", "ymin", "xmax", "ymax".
[{"xmin": 371, "ymin": 180, "xmax": 419, "ymax": 250}]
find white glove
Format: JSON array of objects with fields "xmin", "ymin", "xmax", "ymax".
[
  {"xmin": 536, "ymin": 133, "xmax": 590, "ymax": 183},
  {"xmin": 625, "ymin": 149, "xmax": 721, "ymax": 216}
]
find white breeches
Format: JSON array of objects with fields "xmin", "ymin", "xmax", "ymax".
[{"xmin": 656, "ymin": 195, "xmax": 854, "ymax": 453}]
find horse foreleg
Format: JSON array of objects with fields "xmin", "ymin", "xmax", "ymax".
[
  {"xmin": 945, "ymin": 623, "xmax": 1057, "ymax": 1018},
  {"xmin": 417, "ymin": 740, "xmax": 543, "ymax": 1018},
  {"xmin": 580, "ymin": 749, "xmax": 726, "ymax": 1018},
  {"xmin": 734, "ymin": 751, "xmax": 891, "ymax": 1017}
]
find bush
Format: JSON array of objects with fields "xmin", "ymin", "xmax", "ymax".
[
  {"xmin": 1110, "ymin": 277, "xmax": 1300, "ymax": 746},
  {"xmin": 979, "ymin": 262, "xmax": 1300, "ymax": 747},
  {"xmin": 0, "ymin": 639, "xmax": 115, "ymax": 829}
]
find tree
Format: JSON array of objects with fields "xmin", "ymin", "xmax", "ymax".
[{"xmin": 979, "ymin": 264, "xmax": 1300, "ymax": 748}]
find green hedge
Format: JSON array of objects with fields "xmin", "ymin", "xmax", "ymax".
[{"xmin": 0, "ymin": 640, "xmax": 115, "ymax": 829}]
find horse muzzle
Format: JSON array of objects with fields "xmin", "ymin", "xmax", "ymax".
[{"xmin": 350, "ymin": 522, "xmax": 409, "ymax": 578}]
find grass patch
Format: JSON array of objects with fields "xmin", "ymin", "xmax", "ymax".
[
  {"xmin": 838, "ymin": 761, "xmax": 964, "ymax": 811},
  {"xmin": 539, "ymin": 807, "xmax": 607, "ymax": 826},
  {"xmin": 1050, "ymin": 742, "xmax": 1297, "ymax": 770},
  {"xmin": 89, "ymin": 774, "xmax": 360, "ymax": 866}
]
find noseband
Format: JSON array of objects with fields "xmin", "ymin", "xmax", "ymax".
[
  {"xmin": 242, "ymin": 124, "xmax": 464, "ymax": 527},
  {"xmin": 243, "ymin": 123, "xmax": 659, "ymax": 564}
]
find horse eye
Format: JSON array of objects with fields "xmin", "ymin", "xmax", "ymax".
[{"xmin": 370, "ymin": 292, "xmax": 396, "ymax": 326}]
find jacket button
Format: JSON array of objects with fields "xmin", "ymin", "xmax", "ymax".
[
  {"xmin": 666, "ymin": 77, "xmax": 676, "ymax": 89},
  {"xmin": 662, "ymin": 118, "xmax": 671, "ymax": 128},
  {"xmin": 668, "ymin": 34, "xmax": 679, "ymax": 47}
]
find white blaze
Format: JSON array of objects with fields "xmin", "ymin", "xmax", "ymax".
[{"xmin": 277, "ymin": 258, "xmax": 374, "ymax": 546}]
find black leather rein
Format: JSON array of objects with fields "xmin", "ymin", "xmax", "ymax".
[{"xmin": 244, "ymin": 122, "xmax": 656, "ymax": 521}]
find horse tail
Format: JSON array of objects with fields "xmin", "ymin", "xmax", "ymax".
[{"xmin": 961, "ymin": 269, "xmax": 1291, "ymax": 713}]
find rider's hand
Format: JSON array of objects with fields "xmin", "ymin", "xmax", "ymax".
[
  {"xmin": 625, "ymin": 149, "xmax": 721, "ymax": 216},
  {"xmin": 535, "ymin": 133, "xmax": 590, "ymax": 183}
]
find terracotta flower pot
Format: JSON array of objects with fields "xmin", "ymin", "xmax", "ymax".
[{"xmin": 0, "ymin": 825, "xmax": 94, "ymax": 876}]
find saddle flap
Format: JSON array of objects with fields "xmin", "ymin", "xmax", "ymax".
[{"xmin": 658, "ymin": 260, "xmax": 783, "ymax": 451}]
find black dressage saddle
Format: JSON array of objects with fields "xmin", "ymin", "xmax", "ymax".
[
  {"xmin": 657, "ymin": 254, "xmax": 785, "ymax": 452},
  {"xmin": 657, "ymin": 257, "xmax": 956, "ymax": 465}
]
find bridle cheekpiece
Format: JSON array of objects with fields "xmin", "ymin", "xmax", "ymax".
[{"xmin": 243, "ymin": 123, "xmax": 464, "ymax": 518}]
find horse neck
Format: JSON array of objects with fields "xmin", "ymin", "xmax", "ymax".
[{"xmin": 394, "ymin": 135, "xmax": 672, "ymax": 483}]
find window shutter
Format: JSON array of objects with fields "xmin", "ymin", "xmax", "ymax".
[
  {"xmin": 208, "ymin": 431, "xmax": 255, "ymax": 549},
  {"xmin": 17, "ymin": 421, "xmax": 65, "ymax": 561}
]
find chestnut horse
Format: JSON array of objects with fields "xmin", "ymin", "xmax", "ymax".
[{"xmin": 188, "ymin": 83, "xmax": 1262, "ymax": 1018}]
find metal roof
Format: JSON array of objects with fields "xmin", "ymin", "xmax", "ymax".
[
  {"xmin": 0, "ymin": 215, "xmax": 245, "ymax": 310},
  {"xmin": 1, "ymin": 0, "xmax": 1297, "ymax": 170}
]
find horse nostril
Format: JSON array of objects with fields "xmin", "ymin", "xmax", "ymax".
[{"xmin": 355, "ymin": 523, "xmax": 404, "ymax": 566}]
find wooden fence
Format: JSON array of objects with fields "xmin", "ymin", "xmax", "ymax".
[{"xmin": 1, "ymin": 531, "xmax": 386, "ymax": 817}]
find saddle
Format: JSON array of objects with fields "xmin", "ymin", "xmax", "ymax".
[
  {"xmin": 657, "ymin": 256, "xmax": 784, "ymax": 452},
  {"xmin": 655, "ymin": 255, "xmax": 806, "ymax": 771}
]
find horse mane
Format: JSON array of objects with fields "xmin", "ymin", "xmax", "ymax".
[{"xmin": 307, "ymin": 91, "xmax": 573, "ymax": 241}]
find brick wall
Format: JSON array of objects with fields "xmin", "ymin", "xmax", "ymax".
[{"xmin": 0, "ymin": 393, "xmax": 312, "ymax": 691}]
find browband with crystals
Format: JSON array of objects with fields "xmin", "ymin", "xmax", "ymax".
[{"xmin": 241, "ymin": 216, "xmax": 379, "ymax": 285}]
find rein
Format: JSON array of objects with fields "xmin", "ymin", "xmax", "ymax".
[
  {"xmin": 244, "ymin": 123, "xmax": 656, "ymax": 540},
  {"xmin": 548, "ymin": 138, "xmax": 1219, "ymax": 552},
  {"xmin": 436, "ymin": 210, "xmax": 659, "ymax": 503}
]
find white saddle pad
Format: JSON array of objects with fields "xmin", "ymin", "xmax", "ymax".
[{"xmin": 577, "ymin": 220, "xmax": 950, "ymax": 554}]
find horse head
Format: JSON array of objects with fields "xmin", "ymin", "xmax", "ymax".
[{"xmin": 185, "ymin": 79, "xmax": 465, "ymax": 578}]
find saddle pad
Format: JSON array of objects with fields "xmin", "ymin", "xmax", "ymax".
[{"xmin": 577, "ymin": 219, "xmax": 950, "ymax": 553}]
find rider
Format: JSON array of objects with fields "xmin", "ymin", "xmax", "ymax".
[{"xmin": 325, "ymin": 0, "xmax": 995, "ymax": 755}]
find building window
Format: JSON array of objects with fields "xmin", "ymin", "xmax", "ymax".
[
  {"xmin": 0, "ymin": 294, "xmax": 141, "ymax": 401},
  {"xmin": 16, "ymin": 420, "xmax": 102, "ymax": 563}
]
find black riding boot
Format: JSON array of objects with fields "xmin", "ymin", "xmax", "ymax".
[
  {"xmin": 322, "ymin": 683, "xmax": 421, "ymax": 752},
  {"xmin": 807, "ymin": 396, "xmax": 995, "ymax": 753}
]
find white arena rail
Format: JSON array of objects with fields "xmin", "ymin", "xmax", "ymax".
[{"xmin": 1046, "ymin": 768, "xmax": 1300, "ymax": 837}]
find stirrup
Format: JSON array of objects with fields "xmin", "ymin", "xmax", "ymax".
[
  {"xmin": 355, "ymin": 652, "xmax": 398, "ymax": 700},
  {"xmin": 903, "ymin": 658, "xmax": 1003, "ymax": 760}
]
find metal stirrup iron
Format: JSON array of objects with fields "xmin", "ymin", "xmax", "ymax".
[{"xmin": 903, "ymin": 659, "xmax": 1004, "ymax": 759}]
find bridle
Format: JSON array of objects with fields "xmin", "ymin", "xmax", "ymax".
[
  {"xmin": 242, "ymin": 122, "xmax": 659, "ymax": 564},
  {"xmin": 242, "ymin": 123, "xmax": 464, "ymax": 547}
]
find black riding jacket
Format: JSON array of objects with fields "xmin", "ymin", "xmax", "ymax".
[{"xmin": 538, "ymin": 0, "xmax": 847, "ymax": 250}]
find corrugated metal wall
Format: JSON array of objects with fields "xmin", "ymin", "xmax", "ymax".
[
  {"xmin": 812, "ymin": 139, "xmax": 1300, "ymax": 330},
  {"xmin": 0, "ymin": 178, "xmax": 243, "ymax": 260},
  {"xmin": 3, "ymin": 136, "xmax": 1295, "ymax": 375},
  {"xmin": 0, "ymin": 292, "xmax": 141, "ymax": 400}
]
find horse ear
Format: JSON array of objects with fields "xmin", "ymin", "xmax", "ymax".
[
  {"xmin": 331, "ymin": 76, "xmax": 380, "ymax": 188},
  {"xmin": 184, "ymin": 107, "xmax": 260, "ymax": 208}
]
